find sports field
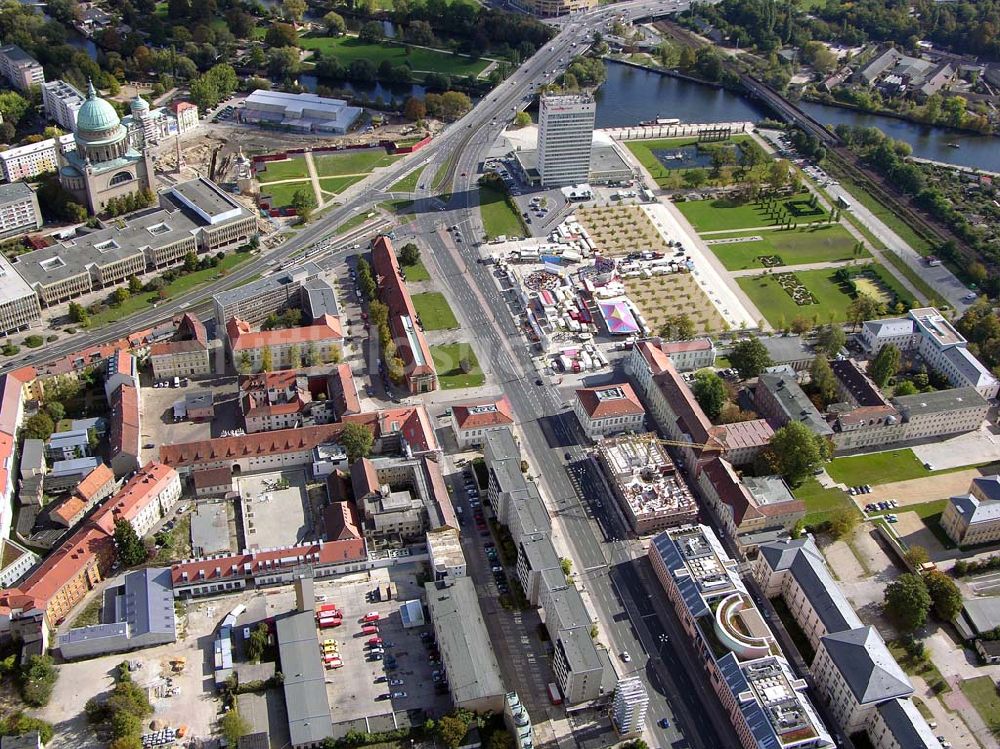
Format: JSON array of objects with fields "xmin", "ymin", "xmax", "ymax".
[
  {"xmin": 300, "ymin": 36, "xmax": 489, "ymax": 77},
  {"xmin": 706, "ymin": 225, "xmax": 864, "ymax": 270},
  {"xmin": 676, "ymin": 193, "xmax": 828, "ymax": 233}
]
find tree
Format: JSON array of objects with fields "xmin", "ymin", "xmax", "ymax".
[
  {"xmin": 437, "ymin": 714, "xmax": 470, "ymax": 749},
  {"xmin": 247, "ymin": 623, "xmax": 269, "ymax": 662},
  {"xmin": 868, "ymin": 344, "xmax": 901, "ymax": 387},
  {"xmin": 268, "ymin": 47, "xmax": 301, "ymax": 80},
  {"xmin": 359, "ymin": 20, "xmax": 384, "ymax": 43},
  {"xmin": 683, "ymin": 168, "xmax": 708, "ymax": 189},
  {"xmin": 658, "ymin": 313, "xmax": 695, "ymax": 341},
  {"xmin": 219, "ymin": 709, "xmax": 249, "ymax": 747},
  {"xmin": 514, "ymin": 110, "xmax": 531, "ymax": 128},
  {"xmin": 287, "ymin": 343, "xmax": 301, "ymax": 369},
  {"xmin": 342, "ymin": 422, "xmax": 374, "ymax": 462},
  {"xmin": 925, "ymin": 570, "xmax": 962, "ymax": 621},
  {"xmin": 729, "ymin": 336, "xmax": 772, "ymax": 379},
  {"xmin": 768, "ymin": 159, "xmax": 790, "ymax": 189},
  {"xmin": 692, "ymin": 370, "xmax": 727, "ymax": 420},
  {"xmin": 405, "ymin": 20, "xmax": 436, "ymax": 46},
  {"xmin": 893, "ymin": 380, "xmax": 919, "ymax": 396},
  {"xmin": 23, "ymin": 413, "xmax": 54, "ymax": 441},
  {"xmin": 290, "ymin": 188, "xmax": 316, "ymax": 221},
  {"xmin": 398, "ymin": 242, "xmax": 420, "ymax": 266},
  {"xmin": 903, "ymin": 545, "xmax": 930, "ymax": 568},
  {"xmin": 68, "ymin": 301, "xmax": 89, "ymax": 325},
  {"xmin": 112, "ymin": 287, "xmax": 130, "ymax": 306},
  {"xmin": 809, "ymin": 356, "xmax": 837, "ymax": 405},
  {"xmin": 403, "ymin": 97, "xmax": 426, "ymax": 121},
  {"xmin": 323, "ymin": 11, "xmax": 346, "ymax": 35},
  {"xmin": 19, "ymin": 655, "xmax": 57, "ymax": 707},
  {"xmin": 884, "ymin": 573, "xmax": 931, "ymax": 633},
  {"xmin": 487, "ymin": 732, "xmax": 516, "ymax": 749},
  {"xmin": 829, "ymin": 508, "xmax": 858, "ymax": 539},
  {"xmin": 44, "ymin": 401, "xmax": 65, "ymax": 423},
  {"xmin": 847, "ymin": 294, "xmax": 883, "ymax": 329},
  {"xmin": 815, "ymin": 324, "xmax": 846, "ymax": 358},
  {"xmin": 0, "ymin": 92, "xmax": 30, "ymax": 126},
  {"xmin": 264, "ymin": 22, "xmax": 298, "ymax": 48},
  {"xmin": 114, "ymin": 520, "xmax": 147, "ymax": 567},
  {"xmin": 282, "ymin": 0, "xmax": 306, "ymax": 22},
  {"xmin": 261, "ymin": 347, "xmax": 273, "ymax": 372},
  {"xmin": 763, "ymin": 421, "xmax": 829, "ymax": 486}
]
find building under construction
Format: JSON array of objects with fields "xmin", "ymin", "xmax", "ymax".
[{"xmin": 595, "ymin": 433, "xmax": 698, "ymax": 535}]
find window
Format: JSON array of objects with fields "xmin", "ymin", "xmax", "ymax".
[{"xmin": 110, "ymin": 171, "xmax": 133, "ymax": 186}]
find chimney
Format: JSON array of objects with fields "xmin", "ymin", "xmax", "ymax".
[{"xmin": 294, "ymin": 571, "xmax": 315, "ymax": 612}]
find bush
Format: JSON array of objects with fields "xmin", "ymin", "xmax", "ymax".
[
  {"xmin": 23, "ymin": 335, "xmax": 42, "ymax": 348},
  {"xmin": 1, "ymin": 344, "xmax": 19, "ymax": 356},
  {"xmin": 19, "ymin": 655, "xmax": 57, "ymax": 707}
]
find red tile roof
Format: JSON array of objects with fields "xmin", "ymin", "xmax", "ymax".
[
  {"xmin": 575, "ymin": 383, "xmax": 645, "ymax": 419},
  {"xmin": 350, "ymin": 458, "xmax": 379, "ymax": 498},
  {"xmin": 661, "ymin": 339, "xmax": 713, "ymax": 354},
  {"xmin": 192, "ymin": 466, "xmax": 233, "ymax": 490},
  {"xmin": 95, "ymin": 462, "xmax": 177, "ymax": 527},
  {"xmin": 227, "ymin": 315, "xmax": 342, "ymax": 351},
  {"xmin": 452, "ymin": 396, "xmax": 514, "ymax": 430},
  {"xmin": 109, "ymin": 383, "xmax": 140, "ymax": 467},
  {"xmin": 652, "ymin": 357, "xmax": 718, "ymax": 448},
  {"xmin": 0, "ymin": 372, "xmax": 25, "ymax": 436},
  {"xmin": 149, "ymin": 314, "xmax": 209, "ymax": 356},
  {"xmin": 159, "ymin": 419, "xmax": 376, "ymax": 468},
  {"xmin": 328, "ymin": 363, "xmax": 360, "ymax": 417},
  {"xmin": 75, "ymin": 464, "xmax": 115, "ymax": 502},
  {"xmin": 49, "ymin": 496, "xmax": 86, "ymax": 525},
  {"xmin": 715, "ymin": 418, "xmax": 774, "ymax": 451},
  {"xmin": 170, "ymin": 538, "xmax": 366, "ymax": 588},
  {"xmin": 635, "ymin": 340, "xmax": 671, "ymax": 376},
  {"xmin": 324, "ymin": 502, "xmax": 361, "ymax": 540},
  {"xmin": 379, "ymin": 406, "xmax": 437, "ymax": 454}
]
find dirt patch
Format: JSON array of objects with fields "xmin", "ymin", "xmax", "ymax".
[
  {"xmin": 576, "ymin": 205, "xmax": 671, "ymax": 257},
  {"xmin": 893, "ymin": 511, "xmax": 953, "ymax": 562},
  {"xmin": 868, "ymin": 470, "xmax": 981, "ymax": 505},
  {"xmin": 818, "ymin": 537, "xmax": 865, "ymax": 584}
]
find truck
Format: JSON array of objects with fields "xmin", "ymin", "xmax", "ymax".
[
  {"xmin": 362, "ymin": 612, "xmax": 380, "ymax": 623},
  {"xmin": 316, "ymin": 604, "xmax": 340, "ymax": 616},
  {"xmin": 547, "ymin": 683, "xmax": 563, "ymax": 705},
  {"xmin": 318, "ymin": 616, "xmax": 342, "ymax": 629},
  {"xmin": 362, "ymin": 625, "xmax": 379, "ymax": 635}
]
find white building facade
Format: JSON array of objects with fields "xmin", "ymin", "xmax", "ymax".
[
  {"xmin": 42, "ymin": 80, "xmax": 85, "ymax": 131},
  {"xmin": 538, "ymin": 94, "xmax": 595, "ymax": 186}
]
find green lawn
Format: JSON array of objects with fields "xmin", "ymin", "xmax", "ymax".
[
  {"xmin": 738, "ymin": 268, "xmax": 856, "ymax": 326},
  {"xmin": 390, "ymin": 165, "xmax": 426, "ymax": 193},
  {"xmin": 889, "ymin": 640, "xmax": 951, "ymax": 695},
  {"xmin": 962, "ymin": 676, "xmax": 1000, "ymax": 736},
  {"xmin": 707, "ymin": 224, "xmax": 864, "ymax": 270},
  {"xmin": 89, "ymin": 253, "xmax": 254, "ymax": 328},
  {"xmin": 314, "ymin": 149, "xmax": 401, "ymax": 177},
  {"xmin": 401, "ymin": 259, "xmax": 430, "ymax": 282},
  {"xmin": 625, "ymin": 136, "xmax": 765, "ymax": 189},
  {"xmin": 319, "ymin": 175, "xmax": 365, "ymax": 194},
  {"xmin": 826, "ymin": 449, "xmax": 932, "ymax": 486},
  {"xmin": 677, "ymin": 193, "xmax": 828, "ymax": 233},
  {"xmin": 336, "ymin": 213, "xmax": 373, "ymax": 235},
  {"xmin": 257, "ymin": 157, "xmax": 309, "ymax": 183},
  {"xmin": 480, "ymin": 184, "xmax": 525, "ymax": 239},
  {"xmin": 412, "ymin": 292, "xmax": 459, "ymax": 330},
  {"xmin": 431, "ymin": 343, "xmax": 485, "ymax": 389},
  {"xmin": 262, "ymin": 181, "xmax": 313, "ymax": 209},
  {"xmin": 793, "ymin": 477, "xmax": 856, "ymax": 526},
  {"xmin": 300, "ymin": 35, "xmax": 490, "ymax": 77}
]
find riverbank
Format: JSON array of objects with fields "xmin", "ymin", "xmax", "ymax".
[
  {"xmin": 606, "ymin": 54, "xmax": 725, "ymax": 90},
  {"xmin": 800, "ymin": 92, "xmax": 996, "ymax": 138}
]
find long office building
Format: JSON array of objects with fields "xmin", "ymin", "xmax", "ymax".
[
  {"xmin": 649, "ymin": 525, "xmax": 834, "ymax": 749},
  {"xmin": 0, "ymin": 182, "xmax": 41, "ymax": 241},
  {"xmin": 0, "ymin": 255, "xmax": 40, "ymax": 335},
  {"xmin": 41, "ymin": 80, "xmax": 85, "ymax": 131},
  {"xmin": 0, "ymin": 45, "xmax": 44, "ymax": 91},
  {"xmin": 11, "ymin": 177, "xmax": 256, "ymax": 307},
  {"xmin": 0, "ymin": 134, "xmax": 76, "ymax": 183},
  {"xmin": 537, "ymin": 94, "xmax": 596, "ymax": 186},
  {"xmin": 512, "ymin": 0, "xmax": 596, "ymax": 18}
]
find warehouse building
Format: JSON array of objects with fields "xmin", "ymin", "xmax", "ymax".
[{"xmin": 240, "ymin": 90, "xmax": 362, "ymax": 134}]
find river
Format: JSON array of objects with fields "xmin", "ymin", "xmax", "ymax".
[{"xmin": 595, "ymin": 60, "xmax": 1000, "ymax": 172}]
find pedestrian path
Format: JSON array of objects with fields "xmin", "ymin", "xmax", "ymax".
[{"xmin": 728, "ymin": 258, "xmax": 857, "ymax": 277}]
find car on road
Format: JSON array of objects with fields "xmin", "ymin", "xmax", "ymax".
[
  {"xmin": 620, "ymin": 651, "xmax": 631, "ymax": 662},
  {"xmin": 390, "ymin": 679, "xmax": 404, "ymax": 686},
  {"xmin": 658, "ymin": 718, "xmax": 670, "ymax": 729}
]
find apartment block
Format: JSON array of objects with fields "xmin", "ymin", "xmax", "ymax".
[
  {"xmin": 213, "ymin": 262, "xmax": 324, "ymax": 330},
  {"xmin": 648, "ymin": 526, "xmax": 834, "ymax": 749},
  {"xmin": 0, "ymin": 182, "xmax": 41, "ymax": 240},
  {"xmin": 0, "ymin": 134, "xmax": 75, "ymax": 183},
  {"xmin": 941, "ymin": 475, "xmax": 1000, "ymax": 545},
  {"xmin": 0, "ymin": 253, "xmax": 41, "ymax": 335},
  {"xmin": 572, "ymin": 383, "xmax": 645, "ymax": 440},
  {"xmin": 538, "ymin": 94, "xmax": 595, "ymax": 186},
  {"xmin": 104, "ymin": 462, "xmax": 181, "ymax": 538},
  {"xmin": 611, "ymin": 677, "xmax": 648, "ymax": 736},
  {"xmin": 41, "ymin": 80, "xmax": 85, "ymax": 131},
  {"xmin": 149, "ymin": 313, "xmax": 212, "ymax": 379},
  {"xmin": 450, "ymin": 396, "xmax": 514, "ymax": 449},
  {"xmin": 226, "ymin": 315, "xmax": 342, "ymax": 373},
  {"xmin": 660, "ymin": 337, "xmax": 716, "ymax": 371},
  {"xmin": 0, "ymin": 45, "xmax": 44, "ymax": 91}
]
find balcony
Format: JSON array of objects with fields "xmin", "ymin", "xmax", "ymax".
[{"xmin": 713, "ymin": 592, "xmax": 774, "ymax": 660}]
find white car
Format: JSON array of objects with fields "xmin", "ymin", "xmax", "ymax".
[{"xmin": 620, "ymin": 651, "xmax": 631, "ymax": 662}]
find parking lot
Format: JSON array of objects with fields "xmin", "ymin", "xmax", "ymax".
[
  {"xmin": 139, "ymin": 376, "xmax": 243, "ymax": 462},
  {"xmin": 315, "ymin": 567, "xmax": 453, "ymax": 727}
]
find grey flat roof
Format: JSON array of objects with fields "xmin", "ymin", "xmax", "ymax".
[
  {"xmin": 213, "ymin": 262, "xmax": 322, "ymax": 308},
  {"xmin": 276, "ymin": 610, "xmax": 334, "ymax": 746},
  {"xmin": 515, "ymin": 145, "xmax": 629, "ymax": 178},
  {"xmin": 555, "ymin": 625, "xmax": 603, "ymax": 674},
  {"xmin": 122, "ymin": 567, "xmax": 175, "ymax": 636},
  {"xmin": 19, "ymin": 439, "xmax": 44, "ymax": 474},
  {"xmin": 520, "ymin": 534, "xmax": 561, "ymax": 573},
  {"xmin": 820, "ymin": 626, "xmax": 912, "ymax": 704},
  {"xmin": 302, "ymin": 276, "xmax": 339, "ymax": 320},
  {"xmin": 960, "ymin": 597, "xmax": 1000, "ymax": 635},
  {"xmin": 895, "ymin": 386, "xmax": 987, "ymax": 416},
  {"xmin": 171, "ymin": 177, "xmax": 243, "ymax": 218},
  {"xmin": 545, "ymin": 584, "xmax": 591, "ymax": 634},
  {"xmin": 0, "ymin": 181, "xmax": 34, "ymax": 205},
  {"xmin": 0, "ymin": 253, "xmax": 39, "ymax": 306},
  {"xmin": 50, "ymin": 456, "xmax": 100, "ymax": 476},
  {"xmin": 190, "ymin": 503, "xmax": 231, "ymax": 555},
  {"xmin": 510, "ymin": 486, "xmax": 551, "ymax": 537},
  {"xmin": 755, "ymin": 335, "xmax": 813, "ymax": 363},
  {"xmin": 743, "ymin": 476, "xmax": 794, "ymax": 506},
  {"xmin": 425, "ymin": 578, "xmax": 505, "ymax": 706},
  {"xmin": 0, "ymin": 44, "xmax": 37, "ymax": 64},
  {"xmin": 185, "ymin": 390, "xmax": 213, "ymax": 409}
]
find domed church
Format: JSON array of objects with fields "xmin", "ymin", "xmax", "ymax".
[{"xmin": 58, "ymin": 80, "xmax": 155, "ymax": 214}]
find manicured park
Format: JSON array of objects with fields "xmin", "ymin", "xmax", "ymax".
[
  {"xmin": 412, "ymin": 292, "xmax": 459, "ymax": 330},
  {"xmin": 677, "ymin": 193, "xmax": 828, "ymax": 233},
  {"xmin": 707, "ymin": 224, "xmax": 865, "ymax": 271},
  {"xmin": 479, "ymin": 184, "xmax": 525, "ymax": 240},
  {"xmin": 430, "ymin": 343, "xmax": 485, "ymax": 389},
  {"xmin": 826, "ymin": 449, "xmax": 932, "ymax": 486},
  {"xmin": 792, "ymin": 477, "xmax": 856, "ymax": 527},
  {"xmin": 300, "ymin": 35, "xmax": 490, "ymax": 78}
]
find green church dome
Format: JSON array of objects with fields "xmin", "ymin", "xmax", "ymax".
[{"xmin": 76, "ymin": 80, "xmax": 121, "ymax": 133}]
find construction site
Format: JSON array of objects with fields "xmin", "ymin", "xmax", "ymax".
[{"xmin": 595, "ymin": 432, "xmax": 699, "ymax": 535}]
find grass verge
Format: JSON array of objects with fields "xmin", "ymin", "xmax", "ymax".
[
  {"xmin": 401, "ymin": 259, "xmax": 430, "ymax": 282},
  {"xmin": 480, "ymin": 184, "xmax": 526, "ymax": 239},
  {"xmin": 888, "ymin": 639, "xmax": 951, "ymax": 695},
  {"xmin": 390, "ymin": 165, "xmax": 426, "ymax": 193},
  {"xmin": 412, "ymin": 291, "xmax": 459, "ymax": 330},
  {"xmin": 794, "ymin": 477, "xmax": 856, "ymax": 526},
  {"xmin": 430, "ymin": 343, "xmax": 484, "ymax": 389},
  {"xmin": 257, "ymin": 157, "xmax": 309, "ymax": 183}
]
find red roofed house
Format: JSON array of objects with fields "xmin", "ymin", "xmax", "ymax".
[
  {"xmin": 573, "ymin": 383, "xmax": 645, "ymax": 441},
  {"xmin": 192, "ymin": 466, "xmax": 234, "ymax": 498},
  {"xmin": 0, "ymin": 369, "xmax": 30, "ymax": 539},
  {"xmin": 109, "ymin": 383, "xmax": 141, "ymax": 477},
  {"xmin": 451, "ymin": 395, "xmax": 514, "ymax": 449},
  {"xmin": 659, "ymin": 337, "xmax": 716, "ymax": 372},
  {"xmin": 47, "ymin": 463, "xmax": 116, "ymax": 528},
  {"xmin": 324, "ymin": 501, "xmax": 361, "ymax": 541},
  {"xmin": 226, "ymin": 315, "xmax": 342, "ymax": 373},
  {"xmin": 327, "ymin": 363, "xmax": 360, "ymax": 419},
  {"xmin": 371, "ymin": 236, "xmax": 437, "ymax": 394},
  {"xmin": 170, "ymin": 538, "xmax": 366, "ymax": 597},
  {"xmin": 104, "ymin": 349, "xmax": 139, "ymax": 400},
  {"xmin": 171, "ymin": 100, "xmax": 199, "ymax": 133},
  {"xmin": 377, "ymin": 406, "xmax": 438, "ymax": 456},
  {"xmin": 239, "ymin": 371, "xmax": 313, "ymax": 433},
  {"xmin": 150, "ymin": 313, "xmax": 212, "ymax": 379},
  {"xmin": 94, "ymin": 462, "xmax": 181, "ymax": 538}
]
